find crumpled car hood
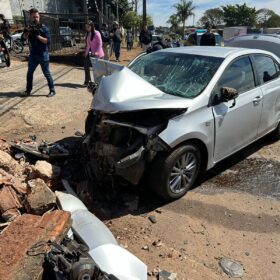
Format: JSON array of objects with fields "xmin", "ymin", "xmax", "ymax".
[{"xmin": 92, "ymin": 64, "xmax": 192, "ymax": 113}]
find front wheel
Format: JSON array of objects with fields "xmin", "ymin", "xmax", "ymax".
[{"xmin": 149, "ymin": 143, "xmax": 202, "ymax": 200}]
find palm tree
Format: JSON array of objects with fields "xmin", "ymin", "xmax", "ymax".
[
  {"xmin": 167, "ymin": 14, "xmax": 180, "ymax": 32},
  {"xmin": 173, "ymin": 0, "xmax": 195, "ymax": 35}
]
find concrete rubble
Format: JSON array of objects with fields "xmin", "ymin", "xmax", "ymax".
[{"xmin": 0, "ymin": 139, "xmax": 71, "ymax": 279}]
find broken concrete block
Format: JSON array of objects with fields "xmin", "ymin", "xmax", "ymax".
[
  {"xmin": 0, "ymin": 150, "xmax": 21, "ymax": 175},
  {"xmin": 0, "ymin": 186, "xmax": 22, "ymax": 221},
  {"xmin": 0, "ymin": 210, "xmax": 71, "ymax": 280},
  {"xmin": 0, "ymin": 168, "xmax": 27, "ymax": 194},
  {"xmin": 158, "ymin": 271, "xmax": 177, "ymax": 280},
  {"xmin": 26, "ymin": 178, "xmax": 56, "ymax": 215},
  {"xmin": 219, "ymin": 257, "xmax": 244, "ymax": 278},
  {"xmin": 34, "ymin": 160, "xmax": 61, "ymax": 180}
]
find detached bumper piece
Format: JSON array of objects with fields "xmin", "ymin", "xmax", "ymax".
[{"xmin": 56, "ymin": 191, "xmax": 148, "ymax": 280}]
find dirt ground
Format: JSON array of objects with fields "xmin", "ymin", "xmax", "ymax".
[{"xmin": 1, "ymin": 47, "xmax": 280, "ymax": 279}]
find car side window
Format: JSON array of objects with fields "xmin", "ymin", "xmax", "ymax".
[
  {"xmin": 215, "ymin": 56, "xmax": 255, "ymax": 95},
  {"xmin": 253, "ymin": 55, "xmax": 280, "ymax": 84}
]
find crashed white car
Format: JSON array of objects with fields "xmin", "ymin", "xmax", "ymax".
[{"xmin": 85, "ymin": 47, "xmax": 280, "ymax": 200}]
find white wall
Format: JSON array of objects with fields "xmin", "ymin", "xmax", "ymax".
[{"xmin": 0, "ymin": 0, "xmax": 13, "ymax": 19}]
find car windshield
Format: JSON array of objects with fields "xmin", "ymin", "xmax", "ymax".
[
  {"xmin": 60, "ymin": 28, "xmax": 70, "ymax": 35},
  {"xmin": 129, "ymin": 52, "xmax": 223, "ymax": 98}
]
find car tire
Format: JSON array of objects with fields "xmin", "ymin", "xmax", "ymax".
[
  {"xmin": 85, "ymin": 110, "xmax": 94, "ymax": 135},
  {"xmin": 149, "ymin": 143, "xmax": 201, "ymax": 200},
  {"xmin": 271, "ymin": 122, "xmax": 280, "ymax": 140}
]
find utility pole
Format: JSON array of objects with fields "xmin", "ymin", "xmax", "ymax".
[
  {"xmin": 116, "ymin": 0, "xmax": 119, "ymax": 23},
  {"xmin": 143, "ymin": 0, "xmax": 146, "ymax": 26}
]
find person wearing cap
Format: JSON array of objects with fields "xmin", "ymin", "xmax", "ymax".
[
  {"xmin": 200, "ymin": 24, "xmax": 216, "ymax": 46},
  {"xmin": 110, "ymin": 21, "xmax": 122, "ymax": 62}
]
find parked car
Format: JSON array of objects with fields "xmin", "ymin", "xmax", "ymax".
[
  {"xmin": 187, "ymin": 31, "xmax": 224, "ymax": 46},
  {"xmin": 85, "ymin": 47, "xmax": 280, "ymax": 200},
  {"xmin": 59, "ymin": 26, "xmax": 76, "ymax": 47},
  {"xmin": 225, "ymin": 34, "xmax": 280, "ymax": 58}
]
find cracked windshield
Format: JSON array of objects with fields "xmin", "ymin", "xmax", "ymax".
[{"xmin": 129, "ymin": 52, "xmax": 223, "ymax": 98}]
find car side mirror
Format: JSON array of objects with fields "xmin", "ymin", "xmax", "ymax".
[{"xmin": 220, "ymin": 87, "xmax": 238, "ymax": 102}]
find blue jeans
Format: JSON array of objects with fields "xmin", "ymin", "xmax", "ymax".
[
  {"xmin": 26, "ymin": 53, "xmax": 54, "ymax": 93},
  {"xmin": 84, "ymin": 55, "xmax": 92, "ymax": 83},
  {"xmin": 113, "ymin": 42, "xmax": 121, "ymax": 60}
]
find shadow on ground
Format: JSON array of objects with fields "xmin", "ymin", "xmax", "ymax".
[
  {"xmin": 79, "ymin": 134, "xmax": 279, "ymax": 221},
  {"xmin": 55, "ymin": 83, "xmax": 85, "ymax": 89}
]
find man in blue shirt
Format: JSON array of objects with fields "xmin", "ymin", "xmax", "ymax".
[{"xmin": 22, "ymin": 8, "xmax": 55, "ymax": 97}]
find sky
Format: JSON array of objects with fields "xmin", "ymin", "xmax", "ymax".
[{"xmin": 138, "ymin": 0, "xmax": 280, "ymax": 27}]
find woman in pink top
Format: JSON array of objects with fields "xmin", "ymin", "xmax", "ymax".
[{"xmin": 84, "ymin": 20, "xmax": 104, "ymax": 85}]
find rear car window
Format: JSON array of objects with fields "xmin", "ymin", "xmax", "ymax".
[
  {"xmin": 253, "ymin": 55, "xmax": 280, "ymax": 84},
  {"xmin": 129, "ymin": 52, "xmax": 224, "ymax": 99}
]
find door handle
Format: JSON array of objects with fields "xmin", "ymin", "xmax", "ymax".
[{"xmin": 253, "ymin": 96, "xmax": 263, "ymax": 105}]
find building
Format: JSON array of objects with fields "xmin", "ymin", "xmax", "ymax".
[
  {"xmin": 0, "ymin": 0, "xmax": 13, "ymax": 19},
  {"xmin": 9, "ymin": 0, "xmax": 85, "ymax": 16}
]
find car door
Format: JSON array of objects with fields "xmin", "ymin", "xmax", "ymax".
[
  {"xmin": 252, "ymin": 54, "xmax": 280, "ymax": 136},
  {"xmin": 212, "ymin": 55, "xmax": 263, "ymax": 162}
]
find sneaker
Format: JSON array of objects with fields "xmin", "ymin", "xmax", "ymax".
[
  {"xmin": 47, "ymin": 90, "xmax": 56, "ymax": 98},
  {"xmin": 22, "ymin": 91, "xmax": 31, "ymax": 96}
]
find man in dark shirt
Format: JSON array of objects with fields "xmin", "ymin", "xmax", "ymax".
[
  {"xmin": 22, "ymin": 8, "xmax": 55, "ymax": 97},
  {"xmin": 200, "ymin": 26, "xmax": 216, "ymax": 46},
  {"xmin": 0, "ymin": 14, "xmax": 11, "ymax": 44},
  {"xmin": 139, "ymin": 25, "xmax": 152, "ymax": 51}
]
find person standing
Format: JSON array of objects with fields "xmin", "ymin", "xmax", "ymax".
[
  {"xmin": 200, "ymin": 25, "xmax": 216, "ymax": 46},
  {"xmin": 84, "ymin": 20, "xmax": 104, "ymax": 85},
  {"xmin": 110, "ymin": 22, "xmax": 122, "ymax": 62},
  {"xmin": 100, "ymin": 23, "xmax": 111, "ymax": 60},
  {"xmin": 126, "ymin": 30, "xmax": 133, "ymax": 51},
  {"xmin": 0, "ymin": 14, "xmax": 11, "ymax": 44},
  {"xmin": 139, "ymin": 25, "xmax": 152, "ymax": 51},
  {"xmin": 22, "ymin": 8, "xmax": 55, "ymax": 97}
]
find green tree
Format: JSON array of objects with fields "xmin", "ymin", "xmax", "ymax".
[
  {"xmin": 222, "ymin": 4, "xmax": 257, "ymax": 27},
  {"xmin": 138, "ymin": 14, "xmax": 153, "ymax": 28},
  {"xmin": 173, "ymin": 0, "xmax": 195, "ymax": 35},
  {"xmin": 122, "ymin": 10, "xmax": 140, "ymax": 29},
  {"xmin": 256, "ymin": 9, "xmax": 276, "ymax": 27},
  {"xmin": 264, "ymin": 14, "xmax": 280, "ymax": 28},
  {"xmin": 167, "ymin": 14, "xmax": 181, "ymax": 32},
  {"xmin": 199, "ymin": 8, "xmax": 224, "ymax": 28}
]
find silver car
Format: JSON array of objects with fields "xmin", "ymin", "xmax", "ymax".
[{"xmin": 85, "ymin": 47, "xmax": 280, "ymax": 200}]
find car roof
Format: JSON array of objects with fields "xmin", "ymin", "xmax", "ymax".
[{"xmin": 161, "ymin": 46, "xmax": 273, "ymax": 58}]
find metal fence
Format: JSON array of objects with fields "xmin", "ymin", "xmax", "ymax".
[{"xmin": 22, "ymin": 11, "xmax": 108, "ymax": 55}]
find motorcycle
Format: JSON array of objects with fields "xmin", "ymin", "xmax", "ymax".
[{"xmin": 0, "ymin": 37, "xmax": 10, "ymax": 67}]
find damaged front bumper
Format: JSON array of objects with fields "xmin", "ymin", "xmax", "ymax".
[{"xmin": 85, "ymin": 109, "xmax": 184, "ymax": 185}]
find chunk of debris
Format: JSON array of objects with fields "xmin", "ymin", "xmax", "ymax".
[
  {"xmin": 0, "ymin": 168, "xmax": 27, "ymax": 194},
  {"xmin": 219, "ymin": 257, "xmax": 244, "ymax": 278},
  {"xmin": 152, "ymin": 240, "xmax": 162, "ymax": 247},
  {"xmin": 25, "ymin": 178, "xmax": 56, "ymax": 215},
  {"xmin": 148, "ymin": 215, "xmax": 157, "ymax": 224},
  {"xmin": 0, "ymin": 210, "xmax": 71, "ymax": 280},
  {"xmin": 142, "ymin": 245, "xmax": 149, "ymax": 251},
  {"xmin": 32, "ymin": 160, "xmax": 61, "ymax": 181},
  {"xmin": 158, "ymin": 270, "xmax": 177, "ymax": 280},
  {"xmin": 0, "ymin": 186, "xmax": 22, "ymax": 222},
  {"xmin": 0, "ymin": 150, "xmax": 21, "ymax": 175}
]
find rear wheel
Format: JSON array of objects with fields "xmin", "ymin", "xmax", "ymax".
[
  {"xmin": 149, "ymin": 143, "xmax": 202, "ymax": 200},
  {"xmin": 12, "ymin": 39, "xmax": 23, "ymax": 54}
]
